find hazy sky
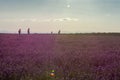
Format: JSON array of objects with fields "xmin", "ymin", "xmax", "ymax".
[{"xmin": 0, "ymin": 0, "xmax": 120, "ymax": 33}]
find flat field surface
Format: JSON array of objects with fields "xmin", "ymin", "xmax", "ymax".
[{"xmin": 0, "ymin": 34, "xmax": 120, "ymax": 80}]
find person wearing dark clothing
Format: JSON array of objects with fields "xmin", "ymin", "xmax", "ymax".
[
  {"xmin": 51, "ymin": 31, "xmax": 53, "ymax": 34},
  {"xmin": 27, "ymin": 28, "xmax": 30, "ymax": 34},
  {"xmin": 58, "ymin": 30, "xmax": 61, "ymax": 34},
  {"xmin": 18, "ymin": 29, "xmax": 21, "ymax": 35}
]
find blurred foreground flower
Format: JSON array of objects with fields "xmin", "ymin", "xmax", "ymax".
[{"xmin": 50, "ymin": 70, "xmax": 55, "ymax": 77}]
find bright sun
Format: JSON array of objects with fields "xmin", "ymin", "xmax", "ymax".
[{"xmin": 67, "ymin": 4, "xmax": 71, "ymax": 8}]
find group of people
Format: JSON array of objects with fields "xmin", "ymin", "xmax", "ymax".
[
  {"xmin": 51, "ymin": 30, "xmax": 61, "ymax": 34},
  {"xmin": 18, "ymin": 28, "xmax": 30, "ymax": 35},
  {"xmin": 18, "ymin": 28, "xmax": 61, "ymax": 35}
]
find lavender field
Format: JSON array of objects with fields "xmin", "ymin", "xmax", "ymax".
[{"xmin": 0, "ymin": 34, "xmax": 120, "ymax": 80}]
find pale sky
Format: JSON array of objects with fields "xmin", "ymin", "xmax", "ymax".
[{"xmin": 0, "ymin": 0, "xmax": 120, "ymax": 33}]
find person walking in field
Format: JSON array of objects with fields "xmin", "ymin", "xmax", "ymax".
[
  {"xmin": 27, "ymin": 28, "xmax": 30, "ymax": 34},
  {"xmin": 58, "ymin": 30, "xmax": 61, "ymax": 34},
  {"xmin": 18, "ymin": 29, "xmax": 21, "ymax": 35},
  {"xmin": 51, "ymin": 31, "xmax": 53, "ymax": 34}
]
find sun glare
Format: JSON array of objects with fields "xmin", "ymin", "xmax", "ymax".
[{"xmin": 67, "ymin": 4, "xmax": 71, "ymax": 8}]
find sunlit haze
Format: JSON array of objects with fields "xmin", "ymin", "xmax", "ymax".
[{"xmin": 0, "ymin": 0, "xmax": 120, "ymax": 33}]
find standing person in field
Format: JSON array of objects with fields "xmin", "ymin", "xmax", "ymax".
[
  {"xmin": 51, "ymin": 31, "xmax": 53, "ymax": 34},
  {"xmin": 18, "ymin": 29, "xmax": 21, "ymax": 35},
  {"xmin": 58, "ymin": 30, "xmax": 61, "ymax": 34},
  {"xmin": 27, "ymin": 28, "xmax": 30, "ymax": 34}
]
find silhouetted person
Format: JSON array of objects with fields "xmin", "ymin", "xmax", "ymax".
[
  {"xmin": 27, "ymin": 28, "xmax": 30, "ymax": 34},
  {"xmin": 18, "ymin": 29, "xmax": 21, "ymax": 35},
  {"xmin": 51, "ymin": 31, "xmax": 53, "ymax": 34},
  {"xmin": 58, "ymin": 30, "xmax": 61, "ymax": 34}
]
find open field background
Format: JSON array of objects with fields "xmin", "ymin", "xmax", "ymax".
[{"xmin": 0, "ymin": 34, "xmax": 120, "ymax": 80}]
